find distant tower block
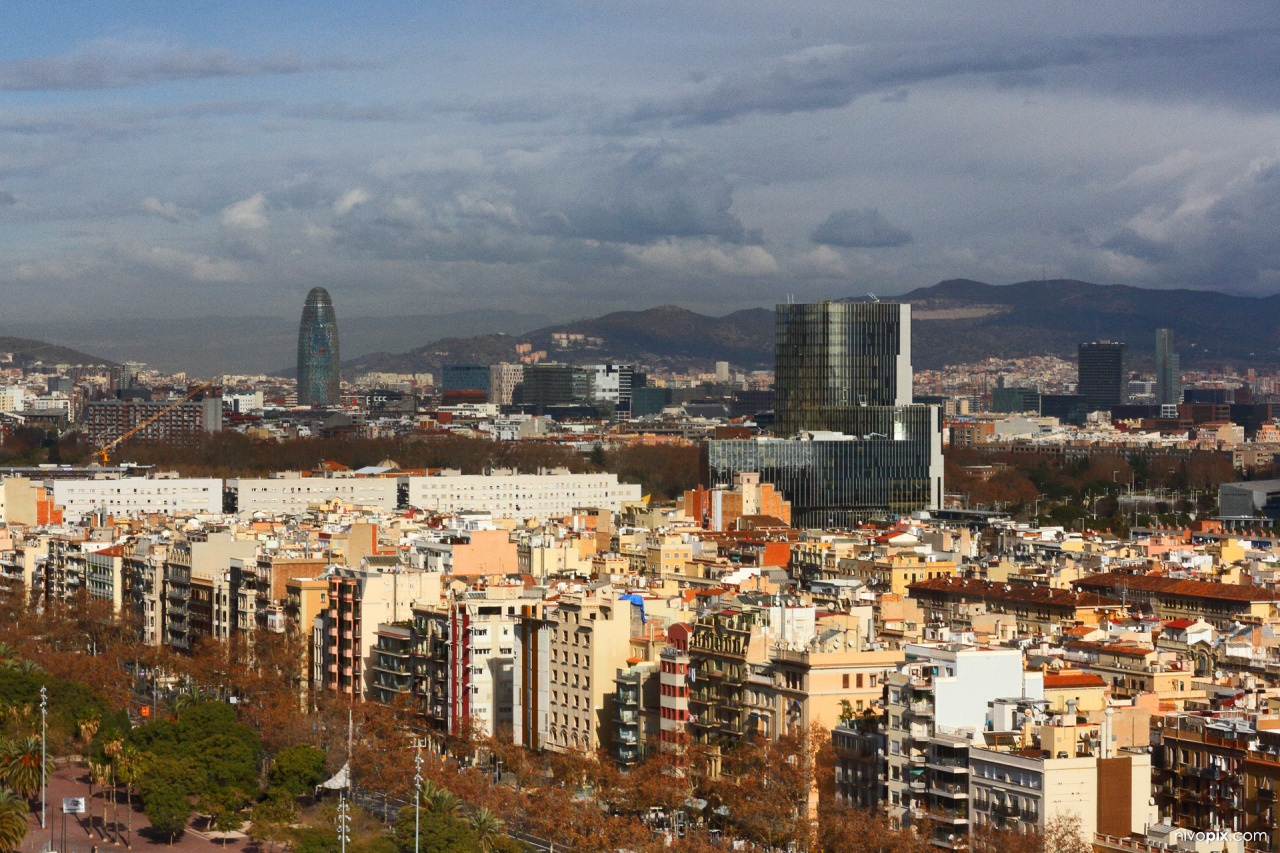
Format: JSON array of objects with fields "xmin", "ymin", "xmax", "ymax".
[
  {"xmin": 715, "ymin": 361, "xmax": 730, "ymax": 384},
  {"xmin": 297, "ymin": 287, "xmax": 340, "ymax": 407}
]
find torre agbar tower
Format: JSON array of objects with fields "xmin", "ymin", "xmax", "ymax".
[{"xmin": 297, "ymin": 287, "xmax": 341, "ymax": 407}]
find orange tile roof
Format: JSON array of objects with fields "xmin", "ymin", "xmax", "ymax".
[
  {"xmin": 1043, "ymin": 671, "xmax": 1108, "ymax": 689},
  {"xmin": 1076, "ymin": 572, "xmax": 1280, "ymax": 603}
]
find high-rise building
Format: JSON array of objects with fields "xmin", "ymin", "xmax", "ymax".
[
  {"xmin": 708, "ymin": 300, "xmax": 939, "ymax": 526},
  {"xmin": 1077, "ymin": 341, "xmax": 1129, "ymax": 414},
  {"xmin": 297, "ymin": 287, "xmax": 340, "ymax": 407},
  {"xmin": 1155, "ymin": 328, "xmax": 1180, "ymax": 408},
  {"xmin": 775, "ymin": 301, "xmax": 910, "ymax": 438}
]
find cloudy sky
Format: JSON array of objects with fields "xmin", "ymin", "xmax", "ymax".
[{"xmin": 2, "ymin": 1, "xmax": 1279, "ymax": 324}]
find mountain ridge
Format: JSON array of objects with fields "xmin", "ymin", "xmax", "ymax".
[{"xmin": 340, "ymin": 279, "xmax": 1280, "ymax": 376}]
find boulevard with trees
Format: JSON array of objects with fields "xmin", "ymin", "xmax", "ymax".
[{"xmin": 0, "ymin": 549, "xmax": 1091, "ymax": 853}]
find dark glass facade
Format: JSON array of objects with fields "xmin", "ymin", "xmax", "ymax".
[
  {"xmin": 706, "ymin": 405, "xmax": 943, "ymax": 527},
  {"xmin": 517, "ymin": 363, "xmax": 595, "ymax": 414},
  {"xmin": 1155, "ymin": 329, "xmax": 1180, "ymax": 407},
  {"xmin": 297, "ymin": 287, "xmax": 340, "ymax": 407},
  {"xmin": 774, "ymin": 302, "xmax": 910, "ymax": 438},
  {"xmin": 1077, "ymin": 341, "xmax": 1128, "ymax": 414}
]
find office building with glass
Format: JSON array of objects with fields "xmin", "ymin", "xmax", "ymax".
[
  {"xmin": 774, "ymin": 301, "xmax": 911, "ymax": 438},
  {"xmin": 706, "ymin": 406, "xmax": 943, "ymax": 527}
]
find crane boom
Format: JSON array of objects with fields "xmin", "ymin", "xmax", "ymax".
[{"xmin": 96, "ymin": 375, "xmax": 222, "ymax": 465}]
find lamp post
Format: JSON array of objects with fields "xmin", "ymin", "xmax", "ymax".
[
  {"xmin": 40, "ymin": 685, "xmax": 47, "ymax": 833},
  {"xmin": 413, "ymin": 745, "xmax": 423, "ymax": 853},
  {"xmin": 337, "ymin": 794, "xmax": 351, "ymax": 853}
]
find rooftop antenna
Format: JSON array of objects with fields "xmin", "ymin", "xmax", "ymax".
[{"xmin": 867, "ymin": 293, "xmax": 879, "ymax": 303}]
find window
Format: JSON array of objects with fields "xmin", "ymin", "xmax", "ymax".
[{"xmin": 843, "ymin": 674, "xmax": 850, "ymax": 689}]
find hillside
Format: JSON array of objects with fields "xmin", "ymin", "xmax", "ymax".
[
  {"xmin": 0, "ymin": 337, "xmax": 116, "ymax": 369},
  {"xmin": 332, "ymin": 279, "xmax": 1280, "ymax": 376}
]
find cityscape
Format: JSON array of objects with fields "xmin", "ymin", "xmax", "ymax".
[{"xmin": 3, "ymin": 6, "xmax": 1280, "ymax": 853}]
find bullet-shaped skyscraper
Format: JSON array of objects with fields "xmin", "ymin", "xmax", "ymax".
[{"xmin": 297, "ymin": 287, "xmax": 340, "ymax": 407}]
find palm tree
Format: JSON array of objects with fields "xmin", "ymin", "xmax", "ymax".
[
  {"xmin": 170, "ymin": 692, "xmax": 201, "ymax": 715},
  {"xmin": 0, "ymin": 737, "xmax": 52, "ymax": 801},
  {"xmin": 104, "ymin": 737, "xmax": 123, "ymax": 845},
  {"xmin": 0, "ymin": 788, "xmax": 28, "ymax": 853},
  {"xmin": 0, "ymin": 643, "xmax": 19, "ymax": 666},
  {"xmin": 423, "ymin": 786, "xmax": 462, "ymax": 817},
  {"xmin": 89, "ymin": 757, "xmax": 111, "ymax": 842},
  {"xmin": 468, "ymin": 808, "xmax": 505, "ymax": 853},
  {"xmin": 115, "ymin": 744, "xmax": 143, "ymax": 850}
]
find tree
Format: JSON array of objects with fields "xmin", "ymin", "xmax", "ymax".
[
  {"xmin": 0, "ymin": 789, "xmax": 28, "ymax": 853},
  {"xmin": 0, "ymin": 736, "xmax": 53, "ymax": 801},
  {"xmin": 468, "ymin": 808, "xmax": 505, "ymax": 853},
  {"xmin": 116, "ymin": 743, "xmax": 144, "ymax": 849},
  {"xmin": 250, "ymin": 788, "xmax": 300, "ymax": 853},
  {"xmin": 143, "ymin": 785, "xmax": 191, "ymax": 844},
  {"xmin": 269, "ymin": 744, "xmax": 327, "ymax": 797},
  {"xmin": 392, "ymin": 807, "xmax": 480, "ymax": 853}
]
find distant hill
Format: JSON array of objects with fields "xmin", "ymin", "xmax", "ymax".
[
  {"xmin": 341, "ymin": 306, "xmax": 775, "ymax": 377},
  {"xmin": 4, "ymin": 310, "xmax": 552, "ymax": 376},
  {"xmin": 895, "ymin": 278, "xmax": 1280, "ymax": 368},
  {"xmin": 0, "ymin": 337, "xmax": 116, "ymax": 369}
]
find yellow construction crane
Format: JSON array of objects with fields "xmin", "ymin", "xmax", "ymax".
[{"xmin": 96, "ymin": 375, "xmax": 223, "ymax": 465}]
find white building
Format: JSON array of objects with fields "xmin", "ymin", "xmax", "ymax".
[
  {"xmin": 53, "ymin": 475, "xmax": 223, "ymax": 519},
  {"xmin": 227, "ymin": 473, "xmax": 399, "ymax": 516},
  {"xmin": 399, "ymin": 470, "xmax": 641, "ymax": 520},
  {"xmin": 488, "ymin": 363, "xmax": 525, "ymax": 406},
  {"xmin": 586, "ymin": 364, "xmax": 633, "ymax": 407}
]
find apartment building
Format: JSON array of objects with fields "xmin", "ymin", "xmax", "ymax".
[
  {"xmin": 884, "ymin": 645, "xmax": 1039, "ymax": 834},
  {"xmin": 226, "ymin": 472, "xmax": 399, "ymax": 516},
  {"xmin": 319, "ymin": 562, "xmax": 442, "ymax": 698},
  {"xmin": 163, "ymin": 531, "xmax": 258, "ymax": 650},
  {"xmin": 544, "ymin": 590, "xmax": 642, "ymax": 754},
  {"xmin": 399, "ymin": 470, "xmax": 641, "ymax": 520},
  {"xmin": 52, "ymin": 475, "xmax": 222, "ymax": 519}
]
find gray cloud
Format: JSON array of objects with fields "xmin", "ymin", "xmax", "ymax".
[
  {"xmin": 812, "ymin": 208, "xmax": 912, "ymax": 248},
  {"xmin": 0, "ymin": 192, "xmax": 15, "ymax": 206},
  {"xmin": 621, "ymin": 31, "xmax": 1238, "ymax": 128},
  {"xmin": 1102, "ymin": 160, "xmax": 1280, "ymax": 293},
  {"xmin": 0, "ymin": 46, "xmax": 358, "ymax": 91},
  {"xmin": 533, "ymin": 147, "xmax": 753, "ymax": 245}
]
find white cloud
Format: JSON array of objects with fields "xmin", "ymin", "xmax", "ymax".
[
  {"xmin": 623, "ymin": 240, "xmax": 779, "ymax": 276},
  {"xmin": 220, "ymin": 192, "xmax": 268, "ymax": 229},
  {"xmin": 333, "ymin": 188, "xmax": 370, "ymax": 215},
  {"xmin": 142, "ymin": 197, "xmax": 187, "ymax": 222}
]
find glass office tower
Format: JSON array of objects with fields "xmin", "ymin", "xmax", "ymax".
[
  {"xmin": 774, "ymin": 301, "xmax": 911, "ymax": 438},
  {"xmin": 1077, "ymin": 341, "xmax": 1129, "ymax": 414},
  {"xmin": 297, "ymin": 287, "xmax": 341, "ymax": 407},
  {"xmin": 1155, "ymin": 328, "xmax": 1180, "ymax": 408}
]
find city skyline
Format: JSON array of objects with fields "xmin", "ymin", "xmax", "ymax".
[{"xmin": 0, "ymin": 2, "xmax": 1278, "ymax": 326}]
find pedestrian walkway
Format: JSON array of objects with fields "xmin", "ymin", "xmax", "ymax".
[{"xmin": 23, "ymin": 764, "xmax": 256, "ymax": 853}]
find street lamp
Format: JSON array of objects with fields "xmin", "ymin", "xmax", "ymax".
[
  {"xmin": 337, "ymin": 794, "xmax": 351, "ymax": 853},
  {"xmin": 40, "ymin": 686, "xmax": 47, "ymax": 832},
  {"xmin": 413, "ymin": 745, "xmax": 423, "ymax": 853}
]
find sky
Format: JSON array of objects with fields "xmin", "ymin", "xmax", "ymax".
[{"xmin": 2, "ymin": 1, "xmax": 1280, "ymax": 324}]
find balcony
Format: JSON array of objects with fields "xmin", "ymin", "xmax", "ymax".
[
  {"xmin": 930, "ymin": 784, "xmax": 969, "ymax": 799},
  {"xmin": 992, "ymin": 802, "xmax": 1021, "ymax": 819},
  {"xmin": 908, "ymin": 723, "xmax": 930, "ymax": 742},
  {"xmin": 907, "ymin": 752, "xmax": 927, "ymax": 766},
  {"xmin": 909, "ymin": 701, "xmax": 934, "ymax": 716},
  {"xmin": 909, "ymin": 779, "xmax": 927, "ymax": 792},
  {"xmin": 1259, "ymin": 788, "xmax": 1276, "ymax": 801}
]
